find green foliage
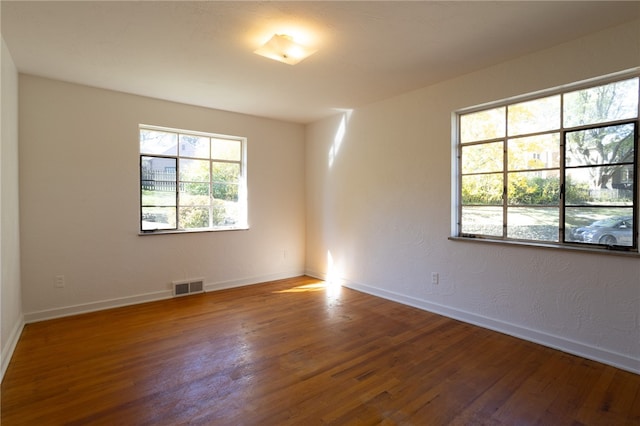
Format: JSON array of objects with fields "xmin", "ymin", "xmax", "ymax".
[
  {"xmin": 213, "ymin": 184, "xmax": 238, "ymax": 202},
  {"xmin": 212, "ymin": 163, "xmax": 239, "ymax": 201},
  {"xmin": 463, "ymin": 174, "xmax": 560, "ymax": 206},
  {"xmin": 461, "ymin": 174, "xmax": 503, "ymax": 205},
  {"xmin": 564, "ymin": 179, "xmax": 590, "ymax": 205},
  {"xmin": 460, "ymin": 107, "xmax": 505, "ymax": 142},
  {"xmin": 179, "ymin": 200, "xmax": 226, "ymax": 229},
  {"xmin": 182, "ymin": 182, "xmax": 208, "ymax": 196},
  {"xmin": 210, "ymin": 199, "xmax": 227, "ymax": 226},
  {"xmin": 180, "ymin": 161, "xmax": 239, "ymax": 201},
  {"xmin": 508, "ymin": 175, "xmax": 559, "ymax": 205},
  {"xmin": 180, "ymin": 207, "xmax": 209, "ymax": 229}
]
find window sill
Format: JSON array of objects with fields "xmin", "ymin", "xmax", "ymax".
[
  {"xmin": 449, "ymin": 236, "xmax": 639, "ymax": 258},
  {"xmin": 139, "ymin": 226, "xmax": 249, "ymax": 236}
]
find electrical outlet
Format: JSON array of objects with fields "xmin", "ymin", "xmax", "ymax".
[
  {"xmin": 55, "ymin": 275, "xmax": 65, "ymax": 288},
  {"xmin": 431, "ymin": 272, "xmax": 439, "ymax": 285}
]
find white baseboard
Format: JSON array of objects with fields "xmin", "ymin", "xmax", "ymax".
[
  {"xmin": 23, "ymin": 270, "xmax": 306, "ymax": 324},
  {"xmin": 1, "ymin": 315, "xmax": 25, "ymax": 381},
  {"xmin": 24, "ymin": 290, "xmax": 173, "ymax": 323},
  {"xmin": 204, "ymin": 270, "xmax": 306, "ymax": 292},
  {"xmin": 21, "ymin": 269, "xmax": 637, "ymax": 375},
  {"xmin": 305, "ymin": 269, "xmax": 327, "ymax": 281},
  {"xmin": 305, "ymin": 269, "xmax": 640, "ymax": 375}
]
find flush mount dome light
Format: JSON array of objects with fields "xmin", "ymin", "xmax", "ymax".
[{"xmin": 254, "ymin": 34, "xmax": 317, "ymax": 65}]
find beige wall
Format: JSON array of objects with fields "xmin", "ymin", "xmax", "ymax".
[
  {"xmin": 7, "ymin": 17, "xmax": 640, "ymax": 378},
  {"xmin": 305, "ymin": 20, "xmax": 640, "ymax": 373},
  {"xmin": 1, "ymin": 37, "xmax": 23, "ymax": 377},
  {"xmin": 19, "ymin": 76, "xmax": 306, "ymax": 320}
]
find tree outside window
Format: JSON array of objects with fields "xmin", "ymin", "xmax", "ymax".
[
  {"xmin": 140, "ymin": 126, "xmax": 247, "ymax": 233},
  {"xmin": 457, "ymin": 76, "xmax": 638, "ymax": 251}
]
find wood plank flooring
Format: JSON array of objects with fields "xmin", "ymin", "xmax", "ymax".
[{"xmin": 2, "ymin": 276, "xmax": 639, "ymax": 425}]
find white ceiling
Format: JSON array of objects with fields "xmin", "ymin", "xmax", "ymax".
[{"xmin": 2, "ymin": 1, "xmax": 639, "ymax": 124}]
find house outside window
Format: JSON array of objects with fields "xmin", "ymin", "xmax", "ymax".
[
  {"xmin": 455, "ymin": 73, "xmax": 639, "ymax": 252},
  {"xmin": 140, "ymin": 125, "xmax": 248, "ymax": 233}
]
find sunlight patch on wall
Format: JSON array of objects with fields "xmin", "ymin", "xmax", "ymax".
[{"xmin": 328, "ymin": 110, "xmax": 352, "ymax": 168}]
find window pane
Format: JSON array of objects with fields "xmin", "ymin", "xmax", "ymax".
[
  {"xmin": 180, "ymin": 183, "xmax": 210, "ymax": 206},
  {"xmin": 140, "ymin": 126, "xmax": 247, "ymax": 232},
  {"xmin": 508, "ymin": 170, "xmax": 560, "ymax": 206},
  {"xmin": 212, "ymin": 162, "xmax": 240, "ymax": 183},
  {"xmin": 456, "ymin": 76, "xmax": 638, "ymax": 249},
  {"xmin": 508, "ymin": 134, "xmax": 560, "ymax": 171},
  {"xmin": 462, "ymin": 173, "xmax": 503, "ymax": 205},
  {"xmin": 508, "ymin": 95, "xmax": 560, "ymax": 136},
  {"xmin": 141, "ymin": 207, "xmax": 176, "ymax": 230},
  {"xmin": 213, "ymin": 183, "xmax": 239, "ymax": 202},
  {"xmin": 180, "ymin": 207, "xmax": 210, "ymax": 229},
  {"xmin": 212, "ymin": 138, "xmax": 242, "ymax": 161},
  {"xmin": 461, "ymin": 206, "xmax": 503, "ymax": 236},
  {"xmin": 565, "ymin": 123, "xmax": 635, "ymax": 167},
  {"xmin": 461, "ymin": 142, "xmax": 503, "ymax": 174},
  {"xmin": 211, "ymin": 199, "xmax": 240, "ymax": 226},
  {"xmin": 566, "ymin": 166, "xmax": 634, "ymax": 206},
  {"xmin": 460, "ymin": 107, "xmax": 505, "ymax": 143},
  {"xmin": 179, "ymin": 134, "xmax": 209, "ymax": 158},
  {"xmin": 140, "ymin": 129, "xmax": 177, "ymax": 156},
  {"xmin": 507, "ymin": 207, "xmax": 559, "ymax": 242},
  {"xmin": 564, "ymin": 78, "xmax": 639, "ymax": 128},
  {"xmin": 141, "ymin": 156, "xmax": 176, "ymax": 194},
  {"xmin": 179, "ymin": 159, "xmax": 210, "ymax": 182},
  {"xmin": 141, "ymin": 156, "xmax": 176, "ymax": 176},
  {"xmin": 141, "ymin": 189, "xmax": 176, "ymax": 207},
  {"xmin": 565, "ymin": 207, "xmax": 634, "ymax": 246}
]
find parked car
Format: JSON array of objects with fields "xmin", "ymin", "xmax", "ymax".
[{"xmin": 569, "ymin": 216, "xmax": 633, "ymax": 246}]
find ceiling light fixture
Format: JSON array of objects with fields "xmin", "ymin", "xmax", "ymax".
[{"xmin": 254, "ymin": 34, "xmax": 317, "ymax": 65}]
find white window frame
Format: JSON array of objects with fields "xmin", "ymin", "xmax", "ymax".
[
  {"xmin": 452, "ymin": 70, "xmax": 639, "ymax": 255},
  {"xmin": 139, "ymin": 124, "xmax": 248, "ymax": 234}
]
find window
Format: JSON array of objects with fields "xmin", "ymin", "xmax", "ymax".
[
  {"xmin": 456, "ymin": 74, "xmax": 639, "ymax": 252},
  {"xmin": 140, "ymin": 125, "xmax": 247, "ymax": 233}
]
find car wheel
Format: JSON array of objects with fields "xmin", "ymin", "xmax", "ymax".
[{"xmin": 599, "ymin": 235, "xmax": 617, "ymax": 245}]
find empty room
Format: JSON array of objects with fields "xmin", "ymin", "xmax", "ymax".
[{"xmin": 1, "ymin": 1, "xmax": 639, "ymax": 424}]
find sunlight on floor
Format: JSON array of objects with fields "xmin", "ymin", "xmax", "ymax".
[
  {"xmin": 325, "ymin": 250, "xmax": 343, "ymax": 300},
  {"xmin": 272, "ymin": 251, "xmax": 343, "ymax": 301},
  {"xmin": 325, "ymin": 280, "xmax": 342, "ymax": 300},
  {"xmin": 273, "ymin": 282, "xmax": 327, "ymax": 293},
  {"xmin": 271, "ymin": 281, "xmax": 342, "ymax": 300}
]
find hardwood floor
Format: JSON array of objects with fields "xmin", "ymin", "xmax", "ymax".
[{"xmin": 2, "ymin": 276, "xmax": 639, "ymax": 425}]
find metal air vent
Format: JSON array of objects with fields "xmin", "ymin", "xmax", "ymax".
[{"xmin": 173, "ymin": 278, "xmax": 205, "ymax": 297}]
